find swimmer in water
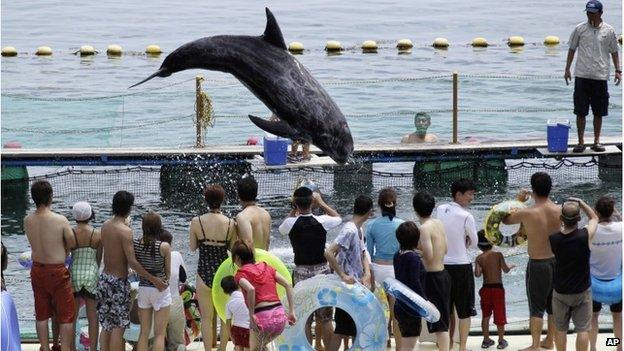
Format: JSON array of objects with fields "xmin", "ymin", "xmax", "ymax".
[{"xmin": 401, "ymin": 112, "xmax": 438, "ymax": 144}]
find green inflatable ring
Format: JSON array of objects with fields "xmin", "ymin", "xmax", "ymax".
[
  {"xmin": 212, "ymin": 248, "xmax": 292, "ymax": 321},
  {"xmin": 484, "ymin": 200, "xmax": 528, "ymax": 247}
]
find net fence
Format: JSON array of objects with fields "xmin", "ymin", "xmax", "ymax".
[{"xmin": 2, "ymin": 156, "xmax": 621, "ymax": 208}]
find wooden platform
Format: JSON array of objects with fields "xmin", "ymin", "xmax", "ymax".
[{"xmin": 1, "ymin": 136, "xmax": 620, "ymax": 167}]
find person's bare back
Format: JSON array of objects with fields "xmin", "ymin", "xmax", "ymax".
[
  {"xmin": 236, "ymin": 205, "xmax": 271, "ymax": 250},
  {"xmin": 475, "ymin": 251, "xmax": 512, "ymax": 284},
  {"xmin": 418, "ymin": 218, "xmax": 447, "ymax": 272},
  {"xmin": 505, "ymin": 196, "xmax": 561, "ymax": 259},
  {"xmin": 101, "ymin": 218, "xmax": 132, "ymax": 278},
  {"xmin": 25, "ymin": 209, "xmax": 74, "ymax": 265}
]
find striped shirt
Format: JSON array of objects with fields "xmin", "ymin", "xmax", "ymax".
[{"xmin": 133, "ymin": 238, "xmax": 166, "ymax": 287}]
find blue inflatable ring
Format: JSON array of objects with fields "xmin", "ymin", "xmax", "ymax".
[
  {"xmin": 1, "ymin": 291, "xmax": 21, "ymax": 351},
  {"xmin": 383, "ymin": 277, "xmax": 440, "ymax": 323},
  {"xmin": 274, "ymin": 274, "xmax": 387, "ymax": 351},
  {"xmin": 591, "ymin": 274, "xmax": 622, "ymax": 305}
]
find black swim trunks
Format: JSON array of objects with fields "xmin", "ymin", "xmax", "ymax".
[
  {"xmin": 333, "ymin": 308, "xmax": 356, "ymax": 336},
  {"xmin": 574, "ymin": 77, "xmax": 609, "ymax": 117},
  {"xmin": 526, "ymin": 257, "xmax": 555, "ymax": 318},
  {"xmin": 425, "ymin": 270, "xmax": 451, "ymax": 333},
  {"xmin": 445, "ymin": 264, "xmax": 477, "ymax": 319},
  {"xmin": 394, "ymin": 304, "xmax": 422, "ymax": 337}
]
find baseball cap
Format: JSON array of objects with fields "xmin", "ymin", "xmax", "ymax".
[
  {"xmin": 585, "ymin": 0, "xmax": 603, "ymax": 13},
  {"xmin": 72, "ymin": 201, "xmax": 93, "ymax": 221}
]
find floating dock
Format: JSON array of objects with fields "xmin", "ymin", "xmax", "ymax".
[{"xmin": 1, "ymin": 136, "xmax": 621, "ymax": 167}]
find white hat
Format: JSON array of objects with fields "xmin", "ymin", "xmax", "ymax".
[{"xmin": 72, "ymin": 201, "xmax": 92, "ymax": 221}]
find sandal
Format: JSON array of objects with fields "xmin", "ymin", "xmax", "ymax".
[
  {"xmin": 481, "ymin": 339, "xmax": 495, "ymax": 349},
  {"xmin": 497, "ymin": 339, "xmax": 508, "ymax": 349},
  {"xmin": 591, "ymin": 143, "xmax": 605, "ymax": 152},
  {"xmin": 572, "ymin": 144, "xmax": 586, "ymax": 153}
]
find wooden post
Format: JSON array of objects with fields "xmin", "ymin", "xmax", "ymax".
[
  {"xmin": 452, "ymin": 71, "xmax": 458, "ymax": 144},
  {"xmin": 195, "ymin": 75, "xmax": 205, "ymax": 148}
]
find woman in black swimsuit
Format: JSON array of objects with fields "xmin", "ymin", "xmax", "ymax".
[{"xmin": 189, "ymin": 184, "xmax": 237, "ymax": 350}]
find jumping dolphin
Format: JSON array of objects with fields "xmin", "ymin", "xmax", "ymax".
[{"xmin": 130, "ymin": 8, "xmax": 354, "ymax": 164}]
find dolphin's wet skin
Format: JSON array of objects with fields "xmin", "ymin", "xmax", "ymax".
[{"xmin": 130, "ymin": 8, "xmax": 354, "ymax": 164}]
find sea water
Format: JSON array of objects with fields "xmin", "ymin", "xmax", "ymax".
[{"xmin": 1, "ymin": 0, "xmax": 622, "ymax": 334}]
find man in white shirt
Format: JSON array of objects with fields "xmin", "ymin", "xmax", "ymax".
[
  {"xmin": 564, "ymin": 0, "xmax": 621, "ymax": 153},
  {"xmin": 436, "ymin": 178, "xmax": 478, "ymax": 351},
  {"xmin": 589, "ymin": 196, "xmax": 622, "ymax": 351}
]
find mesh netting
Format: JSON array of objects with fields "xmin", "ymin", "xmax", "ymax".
[{"xmin": 2, "ymin": 156, "xmax": 620, "ymax": 208}]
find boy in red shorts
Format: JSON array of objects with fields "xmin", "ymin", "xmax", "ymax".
[{"xmin": 474, "ymin": 231, "xmax": 515, "ymax": 349}]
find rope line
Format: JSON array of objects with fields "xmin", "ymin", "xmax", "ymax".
[
  {"xmin": 2, "ymin": 114, "xmax": 194, "ymax": 134},
  {"xmin": 1, "ymin": 74, "xmax": 578, "ymax": 102},
  {"xmin": 0, "ymin": 78, "xmax": 195, "ymax": 102}
]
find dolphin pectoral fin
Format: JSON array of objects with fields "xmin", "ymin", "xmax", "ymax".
[
  {"xmin": 262, "ymin": 8, "xmax": 287, "ymax": 50},
  {"xmin": 248, "ymin": 114, "xmax": 302, "ymax": 140}
]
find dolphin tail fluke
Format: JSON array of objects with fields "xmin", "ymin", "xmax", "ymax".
[
  {"xmin": 248, "ymin": 114, "xmax": 304, "ymax": 141},
  {"xmin": 262, "ymin": 8, "xmax": 287, "ymax": 50}
]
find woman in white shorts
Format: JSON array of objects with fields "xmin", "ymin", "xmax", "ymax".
[
  {"xmin": 365, "ymin": 187, "xmax": 405, "ymax": 349},
  {"xmin": 134, "ymin": 211, "xmax": 172, "ymax": 351}
]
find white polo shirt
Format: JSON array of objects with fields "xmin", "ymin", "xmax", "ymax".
[
  {"xmin": 436, "ymin": 202, "xmax": 478, "ymax": 265},
  {"xmin": 590, "ymin": 221, "xmax": 622, "ymax": 280},
  {"xmin": 569, "ymin": 21, "xmax": 619, "ymax": 81}
]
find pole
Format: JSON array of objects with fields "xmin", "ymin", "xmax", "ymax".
[
  {"xmin": 195, "ymin": 75, "xmax": 204, "ymax": 148},
  {"xmin": 452, "ymin": 71, "xmax": 458, "ymax": 144}
]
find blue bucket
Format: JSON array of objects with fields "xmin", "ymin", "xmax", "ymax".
[
  {"xmin": 546, "ymin": 119, "xmax": 571, "ymax": 153},
  {"xmin": 263, "ymin": 137, "xmax": 288, "ymax": 165}
]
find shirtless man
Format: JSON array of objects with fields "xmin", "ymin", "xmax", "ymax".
[
  {"xmin": 236, "ymin": 177, "xmax": 272, "ymax": 250},
  {"xmin": 503, "ymin": 172, "xmax": 560, "ymax": 351},
  {"xmin": 401, "ymin": 112, "xmax": 439, "ymax": 144},
  {"xmin": 97, "ymin": 191, "xmax": 167, "ymax": 351},
  {"xmin": 413, "ymin": 191, "xmax": 450, "ymax": 351},
  {"xmin": 24, "ymin": 180, "xmax": 76, "ymax": 351}
]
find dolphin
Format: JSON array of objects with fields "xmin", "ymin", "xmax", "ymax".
[{"xmin": 130, "ymin": 8, "xmax": 354, "ymax": 164}]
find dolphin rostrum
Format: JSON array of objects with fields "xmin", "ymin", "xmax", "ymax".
[{"xmin": 130, "ymin": 8, "xmax": 354, "ymax": 164}]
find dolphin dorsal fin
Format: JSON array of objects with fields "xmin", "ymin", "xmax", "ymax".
[{"xmin": 262, "ymin": 8, "xmax": 287, "ymax": 50}]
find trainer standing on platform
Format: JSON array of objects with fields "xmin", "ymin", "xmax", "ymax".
[{"xmin": 564, "ymin": 0, "xmax": 620, "ymax": 153}]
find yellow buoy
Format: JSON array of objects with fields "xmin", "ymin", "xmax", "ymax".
[
  {"xmin": 36, "ymin": 46, "xmax": 53, "ymax": 56},
  {"xmin": 508, "ymin": 36, "xmax": 525, "ymax": 46},
  {"xmin": 543, "ymin": 35, "xmax": 560, "ymax": 46},
  {"xmin": 325, "ymin": 40, "xmax": 343, "ymax": 52},
  {"xmin": 288, "ymin": 42, "xmax": 304, "ymax": 54},
  {"xmin": 145, "ymin": 45, "xmax": 162, "ymax": 55},
  {"xmin": 433, "ymin": 38, "xmax": 449, "ymax": 48},
  {"xmin": 472, "ymin": 37, "xmax": 488, "ymax": 47},
  {"xmin": 79, "ymin": 45, "xmax": 95, "ymax": 56},
  {"xmin": 1, "ymin": 46, "xmax": 17, "ymax": 57},
  {"xmin": 107, "ymin": 44, "xmax": 123, "ymax": 56},
  {"xmin": 361, "ymin": 40, "xmax": 378, "ymax": 53},
  {"xmin": 396, "ymin": 39, "xmax": 413, "ymax": 50}
]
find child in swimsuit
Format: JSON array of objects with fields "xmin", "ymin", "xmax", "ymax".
[
  {"xmin": 70, "ymin": 202, "xmax": 102, "ymax": 351},
  {"xmin": 231, "ymin": 240, "xmax": 296, "ymax": 350}
]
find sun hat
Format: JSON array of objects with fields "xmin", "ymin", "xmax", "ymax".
[{"xmin": 72, "ymin": 201, "xmax": 93, "ymax": 221}]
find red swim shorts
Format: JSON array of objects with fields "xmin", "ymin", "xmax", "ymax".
[
  {"xmin": 30, "ymin": 262, "xmax": 76, "ymax": 323},
  {"xmin": 230, "ymin": 325, "xmax": 250, "ymax": 348},
  {"xmin": 479, "ymin": 285, "xmax": 507, "ymax": 326}
]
